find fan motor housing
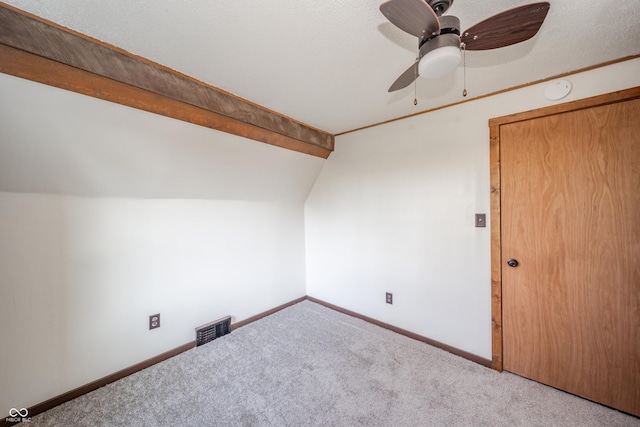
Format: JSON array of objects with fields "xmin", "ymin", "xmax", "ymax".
[
  {"xmin": 420, "ymin": 15, "xmax": 460, "ymax": 47},
  {"xmin": 439, "ymin": 15, "xmax": 460, "ymax": 35}
]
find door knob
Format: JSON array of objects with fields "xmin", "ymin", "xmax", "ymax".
[{"xmin": 507, "ymin": 258, "xmax": 519, "ymax": 267}]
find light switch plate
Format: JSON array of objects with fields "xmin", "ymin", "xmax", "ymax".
[{"xmin": 475, "ymin": 213, "xmax": 486, "ymax": 228}]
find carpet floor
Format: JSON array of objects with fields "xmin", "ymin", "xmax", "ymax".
[{"xmin": 28, "ymin": 300, "xmax": 639, "ymax": 426}]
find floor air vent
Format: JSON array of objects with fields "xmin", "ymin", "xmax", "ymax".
[{"xmin": 196, "ymin": 316, "xmax": 232, "ymax": 346}]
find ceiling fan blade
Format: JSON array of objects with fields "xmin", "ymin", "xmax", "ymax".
[
  {"xmin": 380, "ymin": 0, "xmax": 440, "ymax": 39},
  {"xmin": 388, "ymin": 61, "xmax": 419, "ymax": 92},
  {"xmin": 461, "ymin": 2, "xmax": 550, "ymax": 51}
]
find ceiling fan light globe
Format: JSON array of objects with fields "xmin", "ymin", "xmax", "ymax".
[{"xmin": 418, "ymin": 46, "xmax": 461, "ymax": 79}]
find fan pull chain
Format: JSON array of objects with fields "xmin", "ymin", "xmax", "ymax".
[
  {"xmin": 414, "ymin": 58, "xmax": 418, "ymax": 105},
  {"xmin": 462, "ymin": 42, "xmax": 467, "ymax": 97}
]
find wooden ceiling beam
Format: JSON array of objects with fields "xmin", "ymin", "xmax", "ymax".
[{"xmin": 0, "ymin": 3, "xmax": 334, "ymax": 158}]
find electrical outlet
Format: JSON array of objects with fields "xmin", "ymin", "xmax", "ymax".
[
  {"xmin": 386, "ymin": 292, "xmax": 393, "ymax": 304},
  {"xmin": 149, "ymin": 313, "xmax": 160, "ymax": 330}
]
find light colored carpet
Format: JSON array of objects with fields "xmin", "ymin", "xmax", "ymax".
[{"xmin": 29, "ymin": 300, "xmax": 638, "ymax": 426}]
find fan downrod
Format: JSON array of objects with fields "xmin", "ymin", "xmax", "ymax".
[{"xmin": 425, "ymin": 0, "xmax": 453, "ymax": 16}]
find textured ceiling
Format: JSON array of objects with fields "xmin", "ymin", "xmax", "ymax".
[{"xmin": 2, "ymin": 0, "xmax": 640, "ymax": 135}]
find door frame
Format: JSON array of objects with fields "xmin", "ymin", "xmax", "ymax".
[{"xmin": 488, "ymin": 86, "xmax": 640, "ymax": 371}]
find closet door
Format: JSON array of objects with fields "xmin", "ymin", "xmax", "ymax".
[{"xmin": 500, "ymin": 97, "xmax": 640, "ymax": 416}]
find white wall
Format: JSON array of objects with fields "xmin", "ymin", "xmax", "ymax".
[
  {"xmin": 0, "ymin": 74, "xmax": 320, "ymax": 410},
  {"xmin": 305, "ymin": 58, "xmax": 640, "ymax": 360},
  {"xmin": 0, "ymin": 195, "xmax": 307, "ymax": 409}
]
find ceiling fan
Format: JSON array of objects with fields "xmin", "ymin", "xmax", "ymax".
[{"xmin": 380, "ymin": 0, "xmax": 550, "ymax": 92}]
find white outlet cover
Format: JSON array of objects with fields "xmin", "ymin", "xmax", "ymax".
[{"xmin": 544, "ymin": 79, "xmax": 572, "ymax": 101}]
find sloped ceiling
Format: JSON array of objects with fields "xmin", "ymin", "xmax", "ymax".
[
  {"xmin": 2, "ymin": 0, "xmax": 639, "ymax": 135},
  {"xmin": 0, "ymin": 72, "xmax": 325, "ymax": 200}
]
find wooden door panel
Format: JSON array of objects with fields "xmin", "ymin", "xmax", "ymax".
[{"xmin": 501, "ymin": 98, "xmax": 640, "ymax": 415}]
